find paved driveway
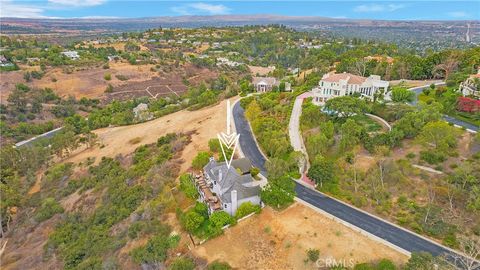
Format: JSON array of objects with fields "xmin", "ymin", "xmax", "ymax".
[{"xmin": 232, "ymin": 97, "xmax": 477, "ymax": 268}]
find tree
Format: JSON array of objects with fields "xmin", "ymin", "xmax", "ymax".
[
  {"xmin": 404, "ymin": 252, "xmax": 450, "ymax": 270},
  {"xmin": 192, "ymin": 151, "xmax": 210, "ymax": 170},
  {"xmin": 324, "ymin": 96, "xmax": 369, "ymax": 118},
  {"xmin": 307, "ymin": 156, "xmax": 336, "ymax": 191},
  {"xmin": 417, "ymin": 121, "xmax": 459, "ymax": 153},
  {"xmin": 443, "ymin": 236, "xmax": 480, "ymax": 270},
  {"xmin": 245, "ymin": 99, "xmax": 262, "ymax": 121},
  {"xmin": 182, "ymin": 211, "xmax": 204, "ymax": 233},
  {"xmin": 339, "ymin": 119, "xmax": 364, "ymax": 152},
  {"xmin": 261, "ymin": 175, "xmax": 295, "ymax": 209},
  {"xmin": 391, "ymin": 87, "xmax": 415, "ymax": 103}
]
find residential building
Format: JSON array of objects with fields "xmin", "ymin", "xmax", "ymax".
[
  {"xmin": 194, "ymin": 158, "xmax": 261, "ymax": 216},
  {"xmin": 312, "ymin": 72, "xmax": 389, "ymax": 105},
  {"xmin": 61, "ymin": 51, "xmax": 80, "ymax": 60},
  {"xmin": 460, "ymin": 69, "xmax": 480, "ymax": 98},
  {"xmin": 252, "ymin": 76, "xmax": 279, "ymax": 92}
]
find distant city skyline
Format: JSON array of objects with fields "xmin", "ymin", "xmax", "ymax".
[{"xmin": 1, "ymin": 0, "xmax": 479, "ymax": 20}]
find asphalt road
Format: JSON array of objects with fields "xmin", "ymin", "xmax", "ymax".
[
  {"xmin": 232, "ymin": 99, "xmax": 474, "ymax": 265},
  {"xmin": 233, "ymin": 101, "xmax": 268, "ymax": 176},
  {"xmin": 409, "ymin": 83, "xmax": 479, "ymax": 132}
]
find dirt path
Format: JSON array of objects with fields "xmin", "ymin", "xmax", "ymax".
[
  {"xmin": 64, "ymin": 98, "xmax": 235, "ymax": 173},
  {"xmin": 193, "ymin": 203, "xmax": 408, "ymax": 269}
]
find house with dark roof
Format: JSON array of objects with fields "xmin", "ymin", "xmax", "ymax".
[{"xmin": 197, "ymin": 157, "xmax": 261, "ymax": 216}]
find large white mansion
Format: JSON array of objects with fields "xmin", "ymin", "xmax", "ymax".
[{"xmin": 312, "ymin": 72, "xmax": 389, "ymax": 105}]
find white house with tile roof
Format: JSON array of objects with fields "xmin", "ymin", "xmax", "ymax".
[{"xmin": 312, "ymin": 72, "xmax": 389, "ymax": 105}]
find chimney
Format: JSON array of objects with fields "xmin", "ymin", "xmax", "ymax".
[{"xmin": 231, "ymin": 190, "xmax": 238, "ymax": 216}]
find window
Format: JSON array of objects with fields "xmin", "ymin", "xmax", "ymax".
[{"xmin": 224, "ymin": 204, "xmax": 227, "ymax": 208}]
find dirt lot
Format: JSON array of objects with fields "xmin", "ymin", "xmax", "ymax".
[
  {"xmin": 106, "ymin": 64, "xmax": 216, "ymax": 101},
  {"xmin": 0, "ymin": 62, "xmax": 216, "ymax": 102},
  {"xmin": 248, "ymin": 65, "xmax": 275, "ymax": 76},
  {"xmin": 65, "ymin": 97, "xmax": 234, "ymax": 173},
  {"xmin": 193, "ymin": 203, "xmax": 408, "ymax": 269}
]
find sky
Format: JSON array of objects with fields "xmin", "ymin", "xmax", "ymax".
[{"xmin": 1, "ymin": 0, "xmax": 479, "ymax": 20}]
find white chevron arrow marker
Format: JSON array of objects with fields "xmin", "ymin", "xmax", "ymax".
[{"xmin": 217, "ymin": 100, "xmax": 240, "ymax": 168}]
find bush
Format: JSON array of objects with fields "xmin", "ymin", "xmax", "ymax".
[
  {"xmin": 207, "ymin": 261, "xmax": 232, "ymax": 270},
  {"xmin": 419, "ymin": 151, "xmax": 445, "ymax": 165},
  {"xmin": 115, "ymin": 74, "xmax": 129, "ymax": 81},
  {"xmin": 105, "ymin": 84, "xmax": 113, "ymax": 93},
  {"xmin": 306, "ymin": 248, "xmax": 319, "ymax": 262},
  {"xmin": 250, "ymin": 167, "xmax": 260, "ymax": 177},
  {"xmin": 179, "ymin": 174, "xmax": 198, "ymax": 199},
  {"xmin": 192, "ymin": 151, "xmax": 210, "ymax": 170},
  {"xmin": 168, "ymin": 257, "xmax": 195, "ymax": 270},
  {"xmin": 377, "ymin": 259, "xmax": 396, "ymax": 270},
  {"xmin": 35, "ymin": 197, "xmax": 64, "ymax": 222},
  {"xmin": 210, "ymin": 211, "xmax": 234, "ymax": 228},
  {"xmin": 234, "ymin": 202, "xmax": 261, "ymax": 220},
  {"xmin": 104, "ymin": 73, "xmax": 111, "ymax": 80},
  {"xmin": 131, "ymin": 234, "xmax": 177, "ymax": 264}
]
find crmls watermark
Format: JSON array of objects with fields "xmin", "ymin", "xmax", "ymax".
[{"xmin": 315, "ymin": 257, "xmax": 355, "ymax": 268}]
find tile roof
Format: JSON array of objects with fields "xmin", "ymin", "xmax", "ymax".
[
  {"xmin": 252, "ymin": 76, "xmax": 278, "ymax": 86},
  {"xmin": 322, "ymin": 73, "xmax": 367, "ymax": 85}
]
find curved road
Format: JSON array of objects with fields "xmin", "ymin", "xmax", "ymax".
[
  {"xmin": 233, "ymin": 100, "xmax": 477, "ymax": 268},
  {"xmin": 233, "ymin": 102, "xmax": 268, "ymax": 176},
  {"xmin": 409, "ymin": 83, "xmax": 478, "ymax": 132}
]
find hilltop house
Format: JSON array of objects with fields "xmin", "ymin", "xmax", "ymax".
[
  {"xmin": 460, "ymin": 69, "xmax": 480, "ymax": 98},
  {"xmin": 252, "ymin": 76, "xmax": 279, "ymax": 92},
  {"xmin": 194, "ymin": 157, "xmax": 261, "ymax": 216},
  {"xmin": 312, "ymin": 72, "xmax": 389, "ymax": 105}
]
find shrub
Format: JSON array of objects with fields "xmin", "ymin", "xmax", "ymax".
[
  {"xmin": 306, "ymin": 248, "xmax": 319, "ymax": 262},
  {"xmin": 207, "ymin": 261, "xmax": 231, "ymax": 270},
  {"xmin": 168, "ymin": 257, "xmax": 195, "ymax": 270},
  {"xmin": 419, "ymin": 151, "xmax": 445, "ymax": 165},
  {"xmin": 131, "ymin": 234, "xmax": 176, "ymax": 264},
  {"xmin": 115, "ymin": 74, "xmax": 129, "ymax": 81},
  {"xmin": 406, "ymin": 152, "xmax": 416, "ymax": 159},
  {"xmin": 105, "ymin": 84, "xmax": 113, "ymax": 93},
  {"xmin": 192, "ymin": 151, "xmax": 210, "ymax": 170},
  {"xmin": 104, "ymin": 73, "xmax": 111, "ymax": 80},
  {"xmin": 209, "ymin": 211, "xmax": 234, "ymax": 228},
  {"xmin": 35, "ymin": 198, "xmax": 64, "ymax": 222},
  {"xmin": 250, "ymin": 167, "xmax": 260, "ymax": 177},
  {"xmin": 377, "ymin": 259, "xmax": 396, "ymax": 270},
  {"xmin": 235, "ymin": 202, "xmax": 261, "ymax": 220},
  {"xmin": 179, "ymin": 174, "xmax": 198, "ymax": 199}
]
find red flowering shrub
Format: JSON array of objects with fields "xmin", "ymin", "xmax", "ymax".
[{"xmin": 457, "ymin": 97, "xmax": 480, "ymax": 112}]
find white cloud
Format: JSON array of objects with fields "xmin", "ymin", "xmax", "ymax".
[
  {"xmin": 48, "ymin": 0, "xmax": 106, "ymax": 7},
  {"xmin": 172, "ymin": 2, "xmax": 231, "ymax": 15},
  {"xmin": 447, "ymin": 11, "xmax": 470, "ymax": 18},
  {"xmin": 354, "ymin": 4, "xmax": 405, "ymax": 13},
  {"xmin": 0, "ymin": 0, "xmax": 46, "ymax": 18}
]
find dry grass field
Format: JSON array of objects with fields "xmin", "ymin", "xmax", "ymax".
[{"xmin": 193, "ymin": 203, "xmax": 409, "ymax": 270}]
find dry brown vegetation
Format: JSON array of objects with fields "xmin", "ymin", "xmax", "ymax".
[{"xmin": 193, "ymin": 203, "xmax": 409, "ymax": 269}]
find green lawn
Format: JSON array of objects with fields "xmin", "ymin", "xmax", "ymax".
[{"xmin": 352, "ymin": 114, "xmax": 383, "ymax": 132}]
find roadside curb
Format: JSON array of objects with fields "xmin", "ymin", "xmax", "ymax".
[
  {"xmin": 294, "ymin": 196, "xmax": 412, "ymax": 257},
  {"xmin": 293, "ymin": 179, "xmax": 476, "ymax": 262}
]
